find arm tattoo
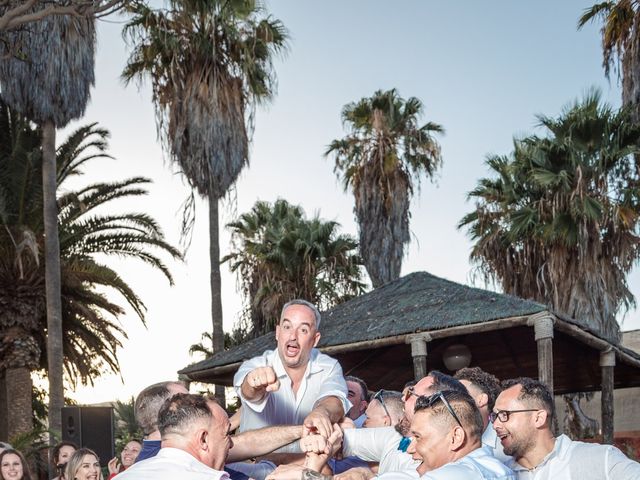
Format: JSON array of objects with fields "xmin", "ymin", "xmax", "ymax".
[{"xmin": 301, "ymin": 468, "xmax": 332, "ymax": 480}]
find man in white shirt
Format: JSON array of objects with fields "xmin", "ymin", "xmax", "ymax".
[
  {"xmin": 345, "ymin": 376, "xmax": 369, "ymax": 428},
  {"xmin": 118, "ymin": 393, "xmax": 232, "ymax": 480},
  {"xmin": 338, "ymin": 371, "xmax": 467, "ymax": 479},
  {"xmin": 399, "ymin": 390, "xmax": 515, "ymax": 479},
  {"xmin": 234, "ymin": 299, "xmax": 350, "ymax": 452},
  {"xmin": 455, "ymin": 367, "xmax": 510, "ymax": 462},
  {"xmin": 492, "ymin": 377, "xmax": 640, "ymax": 479}
]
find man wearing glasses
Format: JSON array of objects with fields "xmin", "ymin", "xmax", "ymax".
[{"xmin": 492, "ymin": 377, "xmax": 640, "ymax": 479}]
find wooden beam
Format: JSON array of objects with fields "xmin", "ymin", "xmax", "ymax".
[
  {"xmin": 600, "ymin": 349, "xmax": 615, "ymax": 444},
  {"xmin": 531, "ymin": 313, "xmax": 554, "ymax": 392}
]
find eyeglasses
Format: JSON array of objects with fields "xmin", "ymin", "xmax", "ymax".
[
  {"xmin": 403, "ymin": 386, "xmax": 419, "ymax": 402},
  {"xmin": 372, "ymin": 389, "xmax": 392, "ymax": 418},
  {"xmin": 421, "ymin": 391, "xmax": 463, "ymax": 428},
  {"xmin": 489, "ymin": 409, "xmax": 540, "ymax": 423}
]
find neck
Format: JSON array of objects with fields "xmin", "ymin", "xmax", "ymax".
[
  {"xmin": 146, "ymin": 430, "xmax": 161, "ymax": 441},
  {"xmin": 517, "ymin": 432, "xmax": 556, "ymax": 470},
  {"xmin": 451, "ymin": 438, "xmax": 482, "ymax": 462},
  {"xmin": 480, "ymin": 409, "xmax": 489, "ymax": 430}
]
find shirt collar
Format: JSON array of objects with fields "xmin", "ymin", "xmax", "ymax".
[{"xmin": 272, "ymin": 348, "xmax": 322, "ymax": 378}]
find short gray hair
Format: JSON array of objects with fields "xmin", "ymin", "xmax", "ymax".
[
  {"xmin": 135, "ymin": 381, "xmax": 186, "ymax": 435},
  {"xmin": 281, "ymin": 299, "xmax": 321, "ymax": 329}
]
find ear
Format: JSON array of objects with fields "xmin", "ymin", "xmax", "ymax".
[
  {"xmin": 313, "ymin": 331, "xmax": 321, "ymax": 347},
  {"xmin": 476, "ymin": 393, "xmax": 489, "ymax": 409},
  {"xmin": 198, "ymin": 429, "xmax": 209, "ymax": 451},
  {"xmin": 533, "ymin": 409, "xmax": 548, "ymax": 428},
  {"xmin": 450, "ymin": 426, "xmax": 466, "ymax": 450}
]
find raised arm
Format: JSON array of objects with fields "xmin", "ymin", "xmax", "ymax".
[{"xmin": 228, "ymin": 424, "xmax": 304, "ymax": 462}]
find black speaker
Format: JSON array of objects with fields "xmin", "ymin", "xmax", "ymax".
[{"xmin": 61, "ymin": 406, "xmax": 115, "ymax": 466}]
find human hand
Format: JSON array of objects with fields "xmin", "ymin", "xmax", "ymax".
[
  {"xmin": 303, "ymin": 410, "xmax": 333, "ymax": 439},
  {"xmin": 246, "ymin": 366, "xmax": 280, "ymax": 393},
  {"xmin": 107, "ymin": 457, "xmax": 120, "ymax": 475},
  {"xmin": 265, "ymin": 463, "xmax": 307, "ymax": 480},
  {"xmin": 334, "ymin": 467, "xmax": 375, "ymax": 480}
]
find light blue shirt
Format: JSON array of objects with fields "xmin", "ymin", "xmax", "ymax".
[
  {"xmin": 507, "ymin": 434, "xmax": 640, "ymax": 479},
  {"xmin": 233, "ymin": 348, "xmax": 350, "ymax": 453}
]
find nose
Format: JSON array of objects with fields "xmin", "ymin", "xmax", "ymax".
[{"xmin": 406, "ymin": 438, "xmax": 416, "ymax": 454}]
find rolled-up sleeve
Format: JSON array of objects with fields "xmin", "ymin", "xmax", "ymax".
[{"xmin": 314, "ymin": 358, "xmax": 351, "ymax": 414}]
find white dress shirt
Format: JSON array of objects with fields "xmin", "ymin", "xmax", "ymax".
[
  {"xmin": 233, "ymin": 348, "xmax": 350, "ymax": 453},
  {"xmin": 116, "ymin": 447, "xmax": 229, "ymax": 480},
  {"xmin": 342, "ymin": 426, "xmax": 420, "ymax": 475},
  {"xmin": 507, "ymin": 434, "xmax": 640, "ymax": 479}
]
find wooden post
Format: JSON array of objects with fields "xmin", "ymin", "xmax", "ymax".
[
  {"xmin": 406, "ymin": 333, "xmax": 431, "ymax": 381},
  {"xmin": 600, "ymin": 349, "xmax": 615, "ymax": 445},
  {"xmin": 530, "ymin": 313, "xmax": 554, "ymax": 393}
]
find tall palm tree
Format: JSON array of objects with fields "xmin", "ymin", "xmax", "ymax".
[
  {"xmin": 459, "ymin": 90, "xmax": 640, "ymax": 341},
  {"xmin": 579, "ymin": 1, "xmax": 640, "ymax": 121},
  {"xmin": 0, "ymin": 103, "xmax": 181, "ymax": 437},
  {"xmin": 0, "ymin": 6, "xmax": 97, "ymax": 435},
  {"xmin": 223, "ymin": 198, "xmax": 365, "ymax": 337},
  {"xmin": 122, "ymin": 0, "xmax": 288, "ymax": 401},
  {"xmin": 326, "ymin": 89, "xmax": 444, "ymax": 288}
]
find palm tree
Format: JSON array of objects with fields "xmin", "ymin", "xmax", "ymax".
[
  {"xmin": 579, "ymin": 1, "xmax": 640, "ymax": 121},
  {"xmin": 459, "ymin": 90, "xmax": 640, "ymax": 342},
  {"xmin": 0, "ymin": 6, "xmax": 97, "ymax": 435},
  {"xmin": 122, "ymin": 0, "xmax": 288, "ymax": 401},
  {"xmin": 0, "ymin": 102, "xmax": 181, "ymax": 437},
  {"xmin": 223, "ymin": 198, "xmax": 365, "ymax": 337},
  {"xmin": 326, "ymin": 89, "xmax": 444, "ymax": 288}
]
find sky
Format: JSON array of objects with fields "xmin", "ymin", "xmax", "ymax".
[{"xmin": 64, "ymin": 0, "xmax": 640, "ymax": 404}]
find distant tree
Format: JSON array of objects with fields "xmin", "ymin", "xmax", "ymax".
[
  {"xmin": 326, "ymin": 89, "xmax": 444, "ymax": 288},
  {"xmin": 579, "ymin": 1, "xmax": 640, "ymax": 122},
  {"xmin": 0, "ymin": 0, "xmax": 99, "ymax": 436},
  {"xmin": 0, "ymin": 103, "xmax": 181, "ymax": 437},
  {"xmin": 113, "ymin": 397, "xmax": 143, "ymax": 451},
  {"xmin": 122, "ymin": 0, "xmax": 288, "ymax": 402},
  {"xmin": 223, "ymin": 199, "xmax": 365, "ymax": 337},
  {"xmin": 0, "ymin": 1, "xmax": 121, "ymax": 31},
  {"xmin": 459, "ymin": 90, "xmax": 640, "ymax": 341}
]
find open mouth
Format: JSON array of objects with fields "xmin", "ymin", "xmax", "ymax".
[{"xmin": 285, "ymin": 343, "xmax": 300, "ymax": 356}]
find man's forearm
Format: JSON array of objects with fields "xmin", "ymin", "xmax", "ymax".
[
  {"xmin": 229, "ymin": 425, "xmax": 303, "ymax": 462},
  {"xmin": 314, "ymin": 396, "xmax": 345, "ymax": 423},
  {"xmin": 301, "ymin": 468, "xmax": 333, "ymax": 480}
]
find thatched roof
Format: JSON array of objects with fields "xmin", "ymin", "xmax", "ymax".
[{"xmin": 181, "ymin": 271, "xmax": 550, "ymax": 373}]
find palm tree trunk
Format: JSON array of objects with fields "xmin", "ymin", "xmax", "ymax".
[
  {"xmin": 42, "ymin": 120, "xmax": 64, "ymax": 438},
  {"xmin": 209, "ymin": 197, "xmax": 225, "ymax": 405},
  {"xmin": 5, "ymin": 367, "xmax": 33, "ymax": 439}
]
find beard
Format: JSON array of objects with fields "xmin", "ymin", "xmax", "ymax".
[
  {"xmin": 395, "ymin": 416, "xmax": 411, "ymax": 437},
  {"xmin": 503, "ymin": 431, "xmax": 535, "ymax": 458}
]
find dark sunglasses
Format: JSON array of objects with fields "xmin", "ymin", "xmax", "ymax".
[
  {"xmin": 372, "ymin": 389, "xmax": 392, "ymax": 418},
  {"xmin": 421, "ymin": 391, "xmax": 463, "ymax": 428},
  {"xmin": 489, "ymin": 409, "xmax": 539, "ymax": 423}
]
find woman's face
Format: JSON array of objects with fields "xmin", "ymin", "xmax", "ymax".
[
  {"xmin": 120, "ymin": 442, "xmax": 141, "ymax": 468},
  {"xmin": 1, "ymin": 453, "xmax": 23, "ymax": 480},
  {"xmin": 57, "ymin": 446, "xmax": 76, "ymax": 465},
  {"xmin": 74, "ymin": 454, "xmax": 100, "ymax": 480}
]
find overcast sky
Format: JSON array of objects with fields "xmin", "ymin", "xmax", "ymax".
[{"xmin": 62, "ymin": 0, "xmax": 639, "ymax": 404}]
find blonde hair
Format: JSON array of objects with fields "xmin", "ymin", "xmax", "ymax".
[{"xmin": 64, "ymin": 449, "xmax": 103, "ymax": 480}]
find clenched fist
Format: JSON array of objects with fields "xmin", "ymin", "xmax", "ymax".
[{"xmin": 244, "ymin": 366, "xmax": 281, "ymax": 393}]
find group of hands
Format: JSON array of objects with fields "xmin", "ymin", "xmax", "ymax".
[{"xmin": 246, "ymin": 367, "xmax": 363, "ymax": 480}]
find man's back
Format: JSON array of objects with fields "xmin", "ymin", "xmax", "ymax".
[
  {"xmin": 507, "ymin": 435, "xmax": 640, "ymax": 480},
  {"xmin": 342, "ymin": 426, "xmax": 419, "ymax": 474},
  {"xmin": 117, "ymin": 448, "xmax": 229, "ymax": 480}
]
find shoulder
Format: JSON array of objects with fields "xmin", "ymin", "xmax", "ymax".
[{"xmin": 422, "ymin": 463, "xmax": 480, "ymax": 480}]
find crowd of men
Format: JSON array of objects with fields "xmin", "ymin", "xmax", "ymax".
[{"xmin": 3, "ymin": 299, "xmax": 639, "ymax": 480}]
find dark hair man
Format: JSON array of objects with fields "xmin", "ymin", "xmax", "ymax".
[
  {"xmin": 455, "ymin": 366, "xmax": 509, "ymax": 461},
  {"xmin": 234, "ymin": 300, "xmax": 350, "ymax": 452},
  {"xmin": 338, "ymin": 371, "xmax": 467, "ymax": 479},
  {"xmin": 404, "ymin": 390, "xmax": 514, "ymax": 479},
  {"xmin": 345, "ymin": 376, "xmax": 369, "ymax": 427},
  {"xmin": 493, "ymin": 377, "xmax": 640, "ymax": 479}
]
